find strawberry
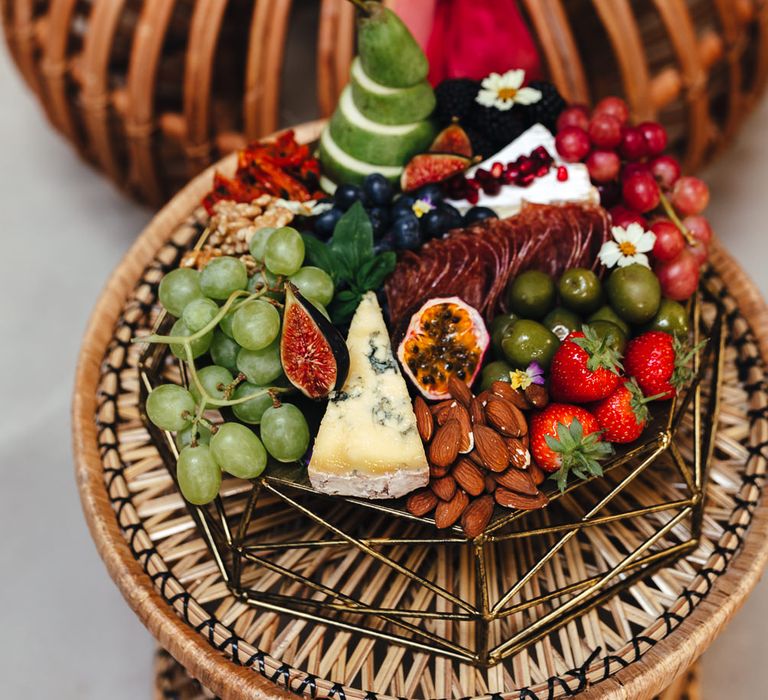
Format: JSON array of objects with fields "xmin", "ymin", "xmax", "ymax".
[
  {"xmin": 624, "ymin": 331, "xmax": 703, "ymax": 400},
  {"xmin": 592, "ymin": 378, "xmax": 660, "ymax": 443},
  {"xmin": 549, "ymin": 327, "xmax": 623, "ymax": 403},
  {"xmin": 529, "ymin": 403, "xmax": 614, "ymax": 491}
]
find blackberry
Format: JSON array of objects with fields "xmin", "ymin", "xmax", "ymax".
[
  {"xmin": 523, "ymin": 81, "xmax": 567, "ymax": 131},
  {"xmin": 463, "ymin": 126, "xmax": 496, "ymax": 160},
  {"xmin": 434, "ymin": 79, "xmax": 480, "ymax": 125},
  {"xmin": 468, "ymin": 104, "xmax": 526, "ymax": 151}
]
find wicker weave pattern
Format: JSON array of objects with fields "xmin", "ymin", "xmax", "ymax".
[{"xmin": 3, "ymin": 1, "xmax": 768, "ymax": 204}]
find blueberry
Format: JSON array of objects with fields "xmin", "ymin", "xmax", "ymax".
[
  {"xmin": 421, "ymin": 208, "xmax": 449, "ymax": 239},
  {"xmin": 439, "ymin": 203, "xmax": 463, "ymax": 231},
  {"xmin": 368, "ymin": 206, "xmax": 391, "ymax": 239},
  {"xmin": 415, "ymin": 184, "xmax": 444, "ymax": 204},
  {"xmin": 392, "ymin": 195, "xmax": 416, "ymax": 220},
  {"xmin": 314, "ymin": 207, "xmax": 343, "ymax": 239},
  {"xmin": 391, "ymin": 214, "xmax": 421, "ymax": 250},
  {"xmin": 334, "ymin": 183, "xmax": 363, "ymax": 211},
  {"xmin": 463, "ymin": 206, "xmax": 498, "ymax": 225},
  {"xmin": 363, "ymin": 173, "xmax": 394, "ymax": 206},
  {"xmin": 374, "ymin": 232, "xmax": 395, "ymax": 254}
]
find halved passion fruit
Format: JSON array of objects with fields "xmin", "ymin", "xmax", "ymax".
[{"xmin": 397, "ymin": 297, "xmax": 489, "ymax": 400}]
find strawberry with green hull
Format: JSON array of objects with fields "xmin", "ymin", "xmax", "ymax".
[
  {"xmin": 549, "ymin": 327, "xmax": 623, "ymax": 403},
  {"xmin": 591, "ymin": 378, "xmax": 662, "ymax": 443},
  {"xmin": 529, "ymin": 403, "xmax": 613, "ymax": 492}
]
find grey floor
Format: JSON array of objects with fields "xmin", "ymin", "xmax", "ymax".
[{"xmin": 1, "ymin": 38, "xmax": 766, "ymax": 699}]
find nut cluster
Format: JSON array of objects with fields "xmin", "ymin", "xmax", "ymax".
[{"xmin": 407, "ymin": 377, "xmax": 550, "ymax": 538}]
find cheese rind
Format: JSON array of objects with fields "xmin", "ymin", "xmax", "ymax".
[{"xmin": 308, "ymin": 292, "xmax": 429, "ymax": 499}]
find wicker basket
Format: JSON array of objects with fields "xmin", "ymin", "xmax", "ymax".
[{"xmin": 4, "ymin": 0, "xmax": 768, "ymax": 205}]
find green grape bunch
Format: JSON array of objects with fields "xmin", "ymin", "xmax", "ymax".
[{"xmin": 137, "ymin": 224, "xmax": 331, "ymax": 505}]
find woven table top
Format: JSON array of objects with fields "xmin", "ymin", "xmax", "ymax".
[{"xmin": 73, "ymin": 122, "xmax": 768, "ymax": 700}]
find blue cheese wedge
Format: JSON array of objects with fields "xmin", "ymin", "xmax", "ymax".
[{"xmin": 308, "ymin": 292, "xmax": 429, "ymax": 499}]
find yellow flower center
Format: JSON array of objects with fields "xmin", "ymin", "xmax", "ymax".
[
  {"xmin": 497, "ymin": 87, "xmax": 518, "ymax": 101},
  {"xmin": 618, "ymin": 240, "xmax": 637, "ymax": 256},
  {"xmin": 509, "ymin": 369, "xmax": 532, "ymax": 390},
  {"xmin": 412, "ymin": 199, "xmax": 433, "ymax": 218}
]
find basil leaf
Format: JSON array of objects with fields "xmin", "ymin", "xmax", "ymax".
[
  {"xmin": 330, "ymin": 289, "xmax": 362, "ymax": 325},
  {"xmin": 356, "ymin": 252, "xmax": 396, "ymax": 292},
  {"xmin": 329, "ymin": 201, "xmax": 374, "ymax": 273},
  {"xmin": 301, "ymin": 233, "xmax": 341, "ymax": 282}
]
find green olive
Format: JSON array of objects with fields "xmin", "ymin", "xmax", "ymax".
[
  {"xmin": 644, "ymin": 298, "xmax": 690, "ymax": 339},
  {"xmin": 558, "ymin": 268, "xmax": 603, "ymax": 314},
  {"xmin": 506, "ymin": 270, "xmax": 556, "ymax": 320},
  {"xmin": 480, "ymin": 360, "xmax": 513, "ymax": 391},
  {"xmin": 587, "ymin": 320, "xmax": 627, "ymax": 355},
  {"xmin": 543, "ymin": 307, "xmax": 582, "ymax": 341},
  {"xmin": 588, "ymin": 305, "xmax": 630, "ymax": 336},
  {"xmin": 490, "ymin": 313, "xmax": 518, "ymax": 359},
  {"xmin": 501, "ymin": 319, "xmax": 560, "ymax": 371},
  {"xmin": 606, "ymin": 264, "xmax": 662, "ymax": 324}
]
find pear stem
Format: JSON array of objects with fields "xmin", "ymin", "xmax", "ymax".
[{"xmin": 346, "ymin": 0, "xmax": 373, "ymax": 14}]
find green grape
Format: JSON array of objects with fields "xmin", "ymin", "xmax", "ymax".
[
  {"xmin": 260, "ymin": 403, "xmax": 310, "ymax": 462},
  {"xmin": 182, "ymin": 297, "xmax": 219, "ymax": 332},
  {"xmin": 236, "ymin": 339, "xmax": 283, "ymax": 385},
  {"xmin": 248, "ymin": 268, "xmax": 284, "ymax": 300},
  {"xmin": 248, "ymin": 227, "xmax": 276, "ymax": 261},
  {"xmin": 209, "ymin": 330, "xmax": 240, "ymax": 374},
  {"xmin": 169, "ymin": 319, "xmax": 213, "ymax": 359},
  {"xmin": 231, "ymin": 382, "xmax": 273, "ymax": 424},
  {"xmin": 200, "ymin": 256, "xmax": 248, "ymax": 300},
  {"xmin": 177, "ymin": 444, "xmax": 221, "ymax": 505},
  {"xmin": 210, "ymin": 422, "xmax": 267, "ymax": 479},
  {"xmin": 146, "ymin": 384, "xmax": 195, "ymax": 431},
  {"xmin": 190, "ymin": 365, "xmax": 233, "ymax": 407},
  {"xmin": 175, "ymin": 422, "xmax": 212, "ymax": 450},
  {"xmin": 159, "ymin": 268, "xmax": 204, "ymax": 317},
  {"xmin": 264, "ymin": 226, "xmax": 305, "ymax": 276},
  {"xmin": 218, "ymin": 309, "xmax": 236, "ymax": 339},
  {"xmin": 232, "ymin": 300, "xmax": 280, "ymax": 351},
  {"xmin": 289, "ymin": 266, "xmax": 334, "ymax": 307}
]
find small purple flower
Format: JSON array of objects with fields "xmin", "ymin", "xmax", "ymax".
[{"xmin": 509, "ymin": 361, "xmax": 545, "ymax": 390}]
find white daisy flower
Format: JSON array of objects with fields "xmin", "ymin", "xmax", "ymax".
[
  {"xmin": 475, "ymin": 69, "xmax": 542, "ymax": 111},
  {"xmin": 273, "ymin": 198, "xmax": 333, "ymax": 216},
  {"xmin": 598, "ymin": 223, "xmax": 657, "ymax": 268}
]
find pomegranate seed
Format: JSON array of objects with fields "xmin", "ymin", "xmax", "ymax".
[
  {"xmin": 557, "ymin": 166, "xmax": 568, "ymax": 182},
  {"xmin": 467, "ymin": 179, "xmax": 481, "ymax": 191},
  {"xmin": 466, "ymin": 189, "xmax": 479, "ymax": 204},
  {"xmin": 491, "ymin": 162, "xmax": 504, "ymax": 178},
  {"xmin": 503, "ymin": 170, "xmax": 517, "ymax": 184},
  {"xmin": 535, "ymin": 164, "xmax": 551, "ymax": 177},
  {"xmin": 519, "ymin": 159, "xmax": 534, "ymax": 175},
  {"xmin": 483, "ymin": 180, "xmax": 501, "ymax": 195},
  {"xmin": 518, "ymin": 172, "xmax": 536, "ymax": 186},
  {"xmin": 532, "ymin": 146, "xmax": 550, "ymax": 161}
]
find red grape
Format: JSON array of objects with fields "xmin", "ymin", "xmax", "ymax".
[
  {"xmin": 622, "ymin": 171, "xmax": 661, "ymax": 213},
  {"xmin": 593, "ymin": 96, "xmax": 630, "ymax": 125},
  {"xmin": 638, "ymin": 121, "xmax": 668, "ymax": 156},
  {"xmin": 622, "ymin": 162, "xmax": 650, "ymax": 181},
  {"xmin": 610, "ymin": 205, "xmax": 648, "ymax": 228},
  {"xmin": 650, "ymin": 219, "xmax": 685, "ymax": 262},
  {"xmin": 683, "ymin": 215, "xmax": 713, "ymax": 246},
  {"xmin": 619, "ymin": 126, "xmax": 648, "ymax": 161},
  {"xmin": 597, "ymin": 181, "xmax": 621, "ymax": 208},
  {"xmin": 671, "ymin": 176, "xmax": 710, "ymax": 216},
  {"xmin": 649, "ymin": 155, "xmax": 681, "ymax": 188},
  {"xmin": 656, "ymin": 249, "xmax": 700, "ymax": 301},
  {"xmin": 588, "ymin": 114, "xmax": 623, "ymax": 148},
  {"xmin": 555, "ymin": 126, "xmax": 591, "ymax": 162},
  {"xmin": 687, "ymin": 240, "xmax": 709, "ymax": 266},
  {"xmin": 556, "ymin": 105, "xmax": 590, "ymax": 132},
  {"xmin": 586, "ymin": 149, "xmax": 621, "ymax": 183}
]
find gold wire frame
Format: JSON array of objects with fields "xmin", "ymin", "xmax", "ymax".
[{"xmin": 138, "ymin": 285, "xmax": 725, "ymax": 668}]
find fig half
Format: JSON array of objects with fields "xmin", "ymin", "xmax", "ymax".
[{"xmin": 280, "ymin": 284, "xmax": 350, "ymax": 398}]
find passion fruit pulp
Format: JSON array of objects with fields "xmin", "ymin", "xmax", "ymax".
[{"xmin": 397, "ymin": 297, "xmax": 489, "ymax": 400}]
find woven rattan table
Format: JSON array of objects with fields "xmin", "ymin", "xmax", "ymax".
[{"xmin": 74, "ymin": 121, "xmax": 768, "ymax": 700}]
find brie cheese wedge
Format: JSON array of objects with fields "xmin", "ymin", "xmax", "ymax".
[{"xmin": 308, "ymin": 292, "xmax": 429, "ymax": 499}]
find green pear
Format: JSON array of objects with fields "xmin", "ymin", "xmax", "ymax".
[
  {"xmin": 355, "ymin": 1, "xmax": 429, "ymax": 88},
  {"xmin": 318, "ymin": 129, "xmax": 402, "ymax": 186}
]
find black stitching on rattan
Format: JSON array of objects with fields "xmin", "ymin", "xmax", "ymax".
[
  {"xmin": 297, "ymin": 674, "xmax": 319, "ymax": 698},
  {"xmin": 271, "ymin": 663, "xmax": 292, "ymax": 686},
  {"xmin": 328, "ymin": 682, "xmax": 347, "ymax": 700}
]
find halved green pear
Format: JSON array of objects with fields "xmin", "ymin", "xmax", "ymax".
[
  {"xmin": 318, "ymin": 128, "xmax": 402, "ymax": 186},
  {"xmin": 357, "ymin": 3, "xmax": 429, "ymax": 88},
  {"xmin": 350, "ymin": 58, "xmax": 435, "ymax": 125},
  {"xmin": 329, "ymin": 87, "xmax": 435, "ymax": 166}
]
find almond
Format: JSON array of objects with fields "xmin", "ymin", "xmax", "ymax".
[
  {"xmin": 529, "ymin": 461, "xmax": 546, "ymax": 485},
  {"xmin": 520, "ymin": 433, "xmax": 530, "ymax": 449},
  {"xmin": 447, "ymin": 375, "xmax": 473, "ymax": 407},
  {"xmin": 452, "ymin": 458, "xmax": 485, "ymax": 496},
  {"xmin": 430, "ymin": 474, "xmax": 457, "ymax": 501},
  {"xmin": 506, "ymin": 437, "xmax": 531, "ymax": 469},
  {"xmin": 467, "ymin": 449, "xmax": 485, "ymax": 467},
  {"xmin": 476, "ymin": 389, "xmax": 493, "ymax": 406},
  {"xmin": 461, "ymin": 494, "xmax": 495, "ymax": 538},
  {"xmin": 447, "ymin": 403, "xmax": 473, "ymax": 453},
  {"xmin": 413, "ymin": 396, "xmax": 434, "ymax": 442},
  {"xmin": 431, "ymin": 399, "xmax": 453, "ymax": 416},
  {"xmin": 485, "ymin": 397, "xmax": 526, "ymax": 437},
  {"xmin": 524, "ymin": 383, "xmax": 549, "ymax": 408},
  {"xmin": 484, "ymin": 474, "xmax": 497, "ymax": 493},
  {"xmin": 429, "ymin": 419, "xmax": 461, "ymax": 468},
  {"xmin": 434, "ymin": 489, "xmax": 469, "ymax": 529},
  {"xmin": 436, "ymin": 400, "xmax": 458, "ymax": 426},
  {"xmin": 430, "ymin": 463, "xmax": 448, "ymax": 478},
  {"xmin": 406, "ymin": 488, "xmax": 438, "ymax": 517},
  {"xmin": 473, "ymin": 424, "xmax": 509, "ymax": 472},
  {"xmin": 470, "ymin": 397, "xmax": 486, "ymax": 426},
  {"xmin": 495, "ymin": 468, "xmax": 538, "ymax": 495},
  {"xmin": 491, "ymin": 380, "xmax": 531, "ymax": 409},
  {"xmin": 494, "ymin": 487, "xmax": 549, "ymax": 510}
]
